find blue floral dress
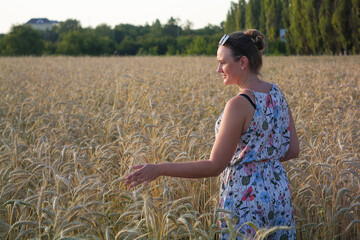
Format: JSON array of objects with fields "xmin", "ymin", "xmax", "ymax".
[{"xmin": 215, "ymin": 84, "xmax": 296, "ymax": 240}]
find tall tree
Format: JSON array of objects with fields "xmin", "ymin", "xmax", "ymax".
[
  {"xmin": 319, "ymin": 0, "xmax": 336, "ymax": 54},
  {"xmin": 264, "ymin": 0, "xmax": 283, "ymax": 42},
  {"xmin": 246, "ymin": 0, "xmax": 261, "ymax": 29},
  {"xmin": 303, "ymin": 0, "xmax": 322, "ymax": 54},
  {"xmin": 332, "ymin": 0, "xmax": 352, "ymax": 54},
  {"xmin": 182, "ymin": 20, "xmax": 194, "ymax": 35},
  {"xmin": 224, "ymin": 2, "xmax": 239, "ymax": 33},
  {"xmin": 259, "ymin": 0, "xmax": 267, "ymax": 35},
  {"xmin": 164, "ymin": 17, "xmax": 180, "ymax": 37},
  {"xmin": 349, "ymin": 0, "xmax": 360, "ymax": 53},
  {"xmin": 236, "ymin": 0, "xmax": 247, "ymax": 30},
  {"xmin": 281, "ymin": 0, "xmax": 290, "ymax": 29},
  {"xmin": 150, "ymin": 19, "xmax": 163, "ymax": 37},
  {"xmin": 224, "ymin": 0, "xmax": 246, "ymax": 33},
  {"xmin": 288, "ymin": 0, "xmax": 306, "ymax": 54}
]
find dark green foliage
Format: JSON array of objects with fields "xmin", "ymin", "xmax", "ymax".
[
  {"xmin": 281, "ymin": 0, "xmax": 290, "ymax": 29},
  {"xmin": 259, "ymin": 0, "xmax": 267, "ymax": 35},
  {"xmin": 0, "ymin": 25, "xmax": 44, "ymax": 56},
  {"xmin": 114, "ymin": 24, "xmax": 149, "ymax": 44},
  {"xmin": 319, "ymin": 0, "xmax": 336, "ymax": 54},
  {"xmin": 0, "ymin": 16, "xmax": 224, "ymax": 56},
  {"xmin": 349, "ymin": 0, "xmax": 360, "ymax": 53},
  {"xmin": 303, "ymin": 0, "xmax": 322, "ymax": 54},
  {"xmin": 57, "ymin": 29, "xmax": 113, "ymax": 55},
  {"xmin": 264, "ymin": 0, "xmax": 282, "ymax": 42},
  {"xmin": 2, "ymin": 1, "xmax": 360, "ymax": 56},
  {"xmin": 268, "ymin": 39, "xmax": 287, "ymax": 55},
  {"xmin": 224, "ymin": 0, "xmax": 360, "ymax": 55},
  {"xmin": 164, "ymin": 17, "xmax": 181, "ymax": 38},
  {"xmin": 237, "ymin": 0, "xmax": 247, "ymax": 30},
  {"xmin": 288, "ymin": 0, "xmax": 305, "ymax": 54},
  {"xmin": 55, "ymin": 19, "xmax": 81, "ymax": 35},
  {"xmin": 246, "ymin": 0, "xmax": 261, "ymax": 30},
  {"xmin": 224, "ymin": 0, "xmax": 246, "ymax": 33},
  {"xmin": 94, "ymin": 24, "xmax": 115, "ymax": 41},
  {"xmin": 332, "ymin": 0, "xmax": 352, "ymax": 54}
]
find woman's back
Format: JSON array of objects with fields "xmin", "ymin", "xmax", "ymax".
[{"xmin": 216, "ymin": 84, "xmax": 296, "ymax": 239}]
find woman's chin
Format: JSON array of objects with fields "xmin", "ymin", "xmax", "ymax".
[{"xmin": 223, "ymin": 80, "xmax": 233, "ymax": 85}]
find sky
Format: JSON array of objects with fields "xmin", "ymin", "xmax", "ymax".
[{"xmin": 0, "ymin": 0, "xmax": 234, "ymax": 34}]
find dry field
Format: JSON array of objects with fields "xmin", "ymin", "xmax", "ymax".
[{"xmin": 0, "ymin": 56, "xmax": 359, "ymax": 240}]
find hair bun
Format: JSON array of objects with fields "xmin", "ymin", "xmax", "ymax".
[{"xmin": 245, "ymin": 29, "xmax": 265, "ymax": 51}]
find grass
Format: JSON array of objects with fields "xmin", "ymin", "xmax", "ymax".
[{"xmin": 0, "ymin": 55, "xmax": 359, "ymax": 239}]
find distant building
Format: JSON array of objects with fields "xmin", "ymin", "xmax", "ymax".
[
  {"xmin": 280, "ymin": 28, "xmax": 287, "ymax": 42},
  {"xmin": 25, "ymin": 18, "xmax": 59, "ymax": 31}
]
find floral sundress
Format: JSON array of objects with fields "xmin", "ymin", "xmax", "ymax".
[{"xmin": 215, "ymin": 84, "xmax": 296, "ymax": 240}]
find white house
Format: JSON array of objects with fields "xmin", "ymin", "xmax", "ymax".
[{"xmin": 25, "ymin": 18, "xmax": 59, "ymax": 31}]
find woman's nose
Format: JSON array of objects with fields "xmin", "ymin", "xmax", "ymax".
[{"xmin": 217, "ymin": 64, "xmax": 222, "ymax": 73}]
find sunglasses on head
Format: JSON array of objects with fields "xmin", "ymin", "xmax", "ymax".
[{"xmin": 219, "ymin": 34, "xmax": 229, "ymax": 46}]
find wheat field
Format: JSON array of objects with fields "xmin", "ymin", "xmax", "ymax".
[{"xmin": 0, "ymin": 56, "xmax": 359, "ymax": 240}]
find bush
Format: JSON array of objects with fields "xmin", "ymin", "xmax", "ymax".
[{"xmin": 267, "ymin": 39, "xmax": 287, "ymax": 55}]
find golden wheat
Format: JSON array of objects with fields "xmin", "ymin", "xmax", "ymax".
[{"xmin": 0, "ymin": 56, "xmax": 359, "ymax": 239}]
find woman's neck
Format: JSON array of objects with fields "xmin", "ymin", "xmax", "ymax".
[{"xmin": 237, "ymin": 72, "xmax": 261, "ymax": 91}]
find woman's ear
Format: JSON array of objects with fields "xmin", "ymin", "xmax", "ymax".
[{"xmin": 240, "ymin": 56, "xmax": 249, "ymax": 70}]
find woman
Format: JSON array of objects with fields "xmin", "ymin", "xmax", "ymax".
[{"xmin": 126, "ymin": 29, "xmax": 299, "ymax": 239}]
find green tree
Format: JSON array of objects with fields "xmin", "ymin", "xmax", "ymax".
[
  {"xmin": 176, "ymin": 36, "xmax": 193, "ymax": 54},
  {"xmin": 55, "ymin": 19, "xmax": 81, "ymax": 35},
  {"xmin": 236, "ymin": 0, "xmax": 247, "ymax": 30},
  {"xmin": 332, "ymin": 0, "xmax": 352, "ymax": 54},
  {"xmin": 150, "ymin": 19, "xmax": 163, "ymax": 37},
  {"xmin": 349, "ymin": 0, "xmax": 360, "ymax": 53},
  {"xmin": 116, "ymin": 35, "xmax": 139, "ymax": 55},
  {"xmin": 303, "ymin": 0, "xmax": 322, "ymax": 54},
  {"xmin": 224, "ymin": 2, "xmax": 238, "ymax": 33},
  {"xmin": 0, "ymin": 25, "xmax": 44, "ymax": 55},
  {"xmin": 57, "ymin": 29, "xmax": 112, "ymax": 55},
  {"xmin": 288, "ymin": 0, "xmax": 306, "ymax": 54},
  {"xmin": 264, "ymin": 0, "xmax": 282, "ymax": 42},
  {"xmin": 246, "ymin": 0, "xmax": 261, "ymax": 29},
  {"xmin": 164, "ymin": 17, "xmax": 180, "ymax": 37},
  {"xmin": 281, "ymin": 0, "xmax": 290, "ymax": 29},
  {"xmin": 194, "ymin": 24, "xmax": 223, "ymax": 35},
  {"xmin": 57, "ymin": 30, "xmax": 85, "ymax": 55},
  {"xmin": 259, "ymin": 0, "xmax": 267, "ymax": 34},
  {"xmin": 187, "ymin": 36, "xmax": 208, "ymax": 55},
  {"xmin": 182, "ymin": 20, "xmax": 194, "ymax": 35},
  {"xmin": 94, "ymin": 24, "xmax": 114, "ymax": 41},
  {"xmin": 319, "ymin": 0, "xmax": 336, "ymax": 54},
  {"xmin": 114, "ymin": 24, "xmax": 147, "ymax": 44},
  {"xmin": 224, "ymin": 0, "xmax": 246, "ymax": 33}
]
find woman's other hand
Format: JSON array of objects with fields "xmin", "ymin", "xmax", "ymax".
[{"xmin": 125, "ymin": 164, "xmax": 161, "ymax": 188}]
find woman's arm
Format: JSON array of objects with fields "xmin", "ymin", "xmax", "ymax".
[
  {"xmin": 125, "ymin": 96, "xmax": 252, "ymax": 188},
  {"xmin": 280, "ymin": 108, "xmax": 299, "ymax": 162}
]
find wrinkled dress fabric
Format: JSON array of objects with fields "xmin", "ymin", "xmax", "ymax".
[{"xmin": 215, "ymin": 84, "xmax": 296, "ymax": 240}]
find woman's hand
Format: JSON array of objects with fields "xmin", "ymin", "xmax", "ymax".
[{"xmin": 125, "ymin": 163, "xmax": 161, "ymax": 188}]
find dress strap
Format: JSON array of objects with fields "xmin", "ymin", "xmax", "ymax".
[{"xmin": 239, "ymin": 94, "xmax": 256, "ymax": 109}]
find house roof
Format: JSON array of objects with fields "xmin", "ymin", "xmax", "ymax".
[{"xmin": 25, "ymin": 18, "xmax": 59, "ymax": 24}]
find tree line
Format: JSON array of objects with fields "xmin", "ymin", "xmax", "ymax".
[
  {"xmin": 0, "ymin": 18, "xmax": 225, "ymax": 56},
  {"xmin": 225, "ymin": 0, "xmax": 359, "ymax": 55},
  {"xmin": 0, "ymin": 0, "xmax": 359, "ymax": 56}
]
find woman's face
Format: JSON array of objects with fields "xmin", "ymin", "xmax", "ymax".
[{"xmin": 217, "ymin": 46, "xmax": 243, "ymax": 85}]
